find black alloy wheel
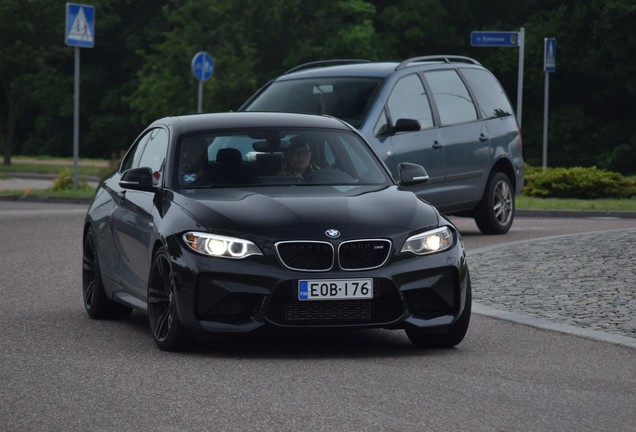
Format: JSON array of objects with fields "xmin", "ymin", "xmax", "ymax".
[
  {"xmin": 82, "ymin": 227, "xmax": 132, "ymax": 319},
  {"xmin": 474, "ymin": 171, "xmax": 514, "ymax": 235},
  {"xmin": 147, "ymin": 247, "xmax": 194, "ymax": 351},
  {"xmin": 405, "ymin": 275, "xmax": 472, "ymax": 348}
]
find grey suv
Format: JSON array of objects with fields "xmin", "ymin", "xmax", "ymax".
[{"xmin": 240, "ymin": 56, "xmax": 524, "ymax": 234}]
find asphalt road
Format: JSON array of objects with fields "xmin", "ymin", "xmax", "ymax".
[{"xmin": 1, "ymin": 201, "xmax": 634, "ymax": 432}]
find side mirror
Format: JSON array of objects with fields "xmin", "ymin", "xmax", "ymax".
[
  {"xmin": 398, "ymin": 163, "xmax": 429, "ymax": 186},
  {"xmin": 392, "ymin": 118, "xmax": 421, "ymax": 134},
  {"xmin": 119, "ymin": 167, "xmax": 157, "ymax": 192}
]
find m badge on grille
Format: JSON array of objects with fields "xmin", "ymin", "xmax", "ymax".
[{"xmin": 325, "ymin": 229, "xmax": 340, "ymax": 238}]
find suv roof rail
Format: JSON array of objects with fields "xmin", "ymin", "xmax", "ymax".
[
  {"xmin": 284, "ymin": 59, "xmax": 371, "ymax": 75},
  {"xmin": 396, "ymin": 55, "xmax": 481, "ymax": 70}
]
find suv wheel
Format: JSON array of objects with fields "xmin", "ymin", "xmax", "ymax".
[{"xmin": 474, "ymin": 172, "xmax": 514, "ymax": 235}]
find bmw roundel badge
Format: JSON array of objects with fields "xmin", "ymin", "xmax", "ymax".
[{"xmin": 325, "ymin": 229, "xmax": 340, "ymax": 238}]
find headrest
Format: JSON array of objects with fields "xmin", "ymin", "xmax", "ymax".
[{"xmin": 216, "ymin": 148, "xmax": 242, "ymax": 167}]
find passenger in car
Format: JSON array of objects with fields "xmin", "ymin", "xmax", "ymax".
[
  {"xmin": 180, "ymin": 136, "xmax": 211, "ymax": 185},
  {"xmin": 277, "ymin": 136, "xmax": 319, "ymax": 181}
]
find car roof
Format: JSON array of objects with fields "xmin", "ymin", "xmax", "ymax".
[
  {"xmin": 282, "ymin": 62, "xmax": 399, "ymax": 79},
  {"xmin": 274, "ymin": 56, "xmax": 483, "ymax": 80},
  {"xmin": 151, "ymin": 112, "xmax": 352, "ymax": 133}
]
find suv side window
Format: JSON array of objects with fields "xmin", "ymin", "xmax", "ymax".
[
  {"xmin": 386, "ymin": 74, "xmax": 434, "ymax": 130},
  {"xmin": 461, "ymin": 68, "xmax": 514, "ymax": 119},
  {"xmin": 424, "ymin": 70, "xmax": 478, "ymax": 126},
  {"xmin": 120, "ymin": 128, "xmax": 169, "ymax": 182}
]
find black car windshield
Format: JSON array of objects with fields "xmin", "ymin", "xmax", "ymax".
[
  {"xmin": 176, "ymin": 128, "xmax": 391, "ymax": 188},
  {"xmin": 244, "ymin": 78, "xmax": 382, "ymax": 128}
]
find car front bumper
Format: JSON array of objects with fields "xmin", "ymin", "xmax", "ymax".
[{"xmin": 166, "ymin": 236, "xmax": 469, "ymax": 335}]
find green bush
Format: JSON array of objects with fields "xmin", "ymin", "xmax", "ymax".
[
  {"xmin": 522, "ymin": 166, "xmax": 636, "ymax": 199},
  {"xmin": 52, "ymin": 167, "xmax": 90, "ymax": 191}
]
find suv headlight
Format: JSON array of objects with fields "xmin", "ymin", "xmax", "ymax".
[
  {"xmin": 401, "ymin": 226, "xmax": 454, "ymax": 255},
  {"xmin": 183, "ymin": 232, "xmax": 263, "ymax": 259}
]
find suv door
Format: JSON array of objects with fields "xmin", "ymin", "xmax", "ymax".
[
  {"xmin": 376, "ymin": 74, "xmax": 447, "ymax": 205},
  {"xmin": 423, "ymin": 69, "xmax": 488, "ymax": 209}
]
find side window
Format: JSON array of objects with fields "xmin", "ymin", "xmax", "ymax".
[
  {"xmin": 424, "ymin": 70, "xmax": 478, "ymax": 126},
  {"xmin": 386, "ymin": 74, "xmax": 434, "ymax": 130},
  {"xmin": 120, "ymin": 128, "xmax": 169, "ymax": 183},
  {"xmin": 461, "ymin": 68, "xmax": 514, "ymax": 119},
  {"xmin": 121, "ymin": 133, "xmax": 150, "ymax": 173},
  {"xmin": 374, "ymin": 110, "xmax": 389, "ymax": 136},
  {"xmin": 137, "ymin": 128, "xmax": 168, "ymax": 174}
]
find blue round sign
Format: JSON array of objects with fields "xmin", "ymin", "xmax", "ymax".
[{"xmin": 191, "ymin": 51, "xmax": 214, "ymax": 82}]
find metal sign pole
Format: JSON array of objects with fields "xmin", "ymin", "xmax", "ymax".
[
  {"xmin": 73, "ymin": 46, "xmax": 80, "ymax": 190},
  {"xmin": 542, "ymin": 38, "xmax": 556, "ymax": 170},
  {"xmin": 66, "ymin": 3, "xmax": 95, "ymax": 190},
  {"xmin": 516, "ymin": 27, "xmax": 525, "ymax": 128},
  {"xmin": 542, "ymin": 71, "xmax": 549, "ymax": 170},
  {"xmin": 191, "ymin": 51, "xmax": 214, "ymax": 113},
  {"xmin": 470, "ymin": 28, "xmax": 524, "ymax": 128}
]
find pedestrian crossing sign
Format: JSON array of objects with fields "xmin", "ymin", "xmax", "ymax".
[{"xmin": 66, "ymin": 3, "xmax": 95, "ymax": 48}]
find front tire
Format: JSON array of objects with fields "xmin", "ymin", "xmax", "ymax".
[
  {"xmin": 82, "ymin": 227, "xmax": 132, "ymax": 319},
  {"xmin": 405, "ymin": 275, "xmax": 472, "ymax": 348},
  {"xmin": 147, "ymin": 247, "xmax": 194, "ymax": 351},
  {"xmin": 474, "ymin": 172, "xmax": 514, "ymax": 235}
]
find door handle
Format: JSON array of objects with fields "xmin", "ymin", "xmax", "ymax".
[{"xmin": 432, "ymin": 141, "xmax": 442, "ymax": 150}]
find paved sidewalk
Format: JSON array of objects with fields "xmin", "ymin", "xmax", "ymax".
[{"xmin": 469, "ymin": 229, "xmax": 636, "ymax": 348}]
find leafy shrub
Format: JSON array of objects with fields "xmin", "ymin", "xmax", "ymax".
[
  {"xmin": 522, "ymin": 166, "xmax": 636, "ymax": 199},
  {"xmin": 52, "ymin": 166, "xmax": 90, "ymax": 191}
]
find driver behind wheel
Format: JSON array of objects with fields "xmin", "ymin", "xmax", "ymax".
[{"xmin": 277, "ymin": 136, "xmax": 319, "ymax": 181}]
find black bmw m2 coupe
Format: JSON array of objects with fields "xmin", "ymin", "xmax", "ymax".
[{"xmin": 83, "ymin": 112, "xmax": 470, "ymax": 351}]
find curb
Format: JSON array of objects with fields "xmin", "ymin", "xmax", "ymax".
[{"xmin": 473, "ymin": 303, "xmax": 636, "ymax": 349}]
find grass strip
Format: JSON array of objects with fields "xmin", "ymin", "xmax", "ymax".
[{"xmin": 516, "ymin": 196, "xmax": 636, "ymax": 212}]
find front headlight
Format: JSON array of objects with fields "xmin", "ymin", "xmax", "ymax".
[
  {"xmin": 183, "ymin": 232, "xmax": 263, "ymax": 259},
  {"xmin": 401, "ymin": 226, "xmax": 454, "ymax": 255}
]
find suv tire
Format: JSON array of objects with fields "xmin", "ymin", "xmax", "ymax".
[{"xmin": 474, "ymin": 172, "xmax": 514, "ymax": 235}]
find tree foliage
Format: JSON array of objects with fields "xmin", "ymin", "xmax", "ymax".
[{"xmin": 1, "ymin": 0, "xmax": 635, "ymax": 175}]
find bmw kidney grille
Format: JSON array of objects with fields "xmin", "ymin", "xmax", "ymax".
[{"xmin": 275, "ymin": 240, "xmax": 391, "ymax": 271}]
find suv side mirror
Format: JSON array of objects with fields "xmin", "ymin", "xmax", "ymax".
[
  {"xmin": 392, "ymin": 118, "xmax": 421, "ymax": 134},
  {"xmin": 119, "ymin": 167, "xmax": 157, "ymax": 192},
  {"xmin": 398, "ymin": 163, "xmax": 429, "ymax": 186}
]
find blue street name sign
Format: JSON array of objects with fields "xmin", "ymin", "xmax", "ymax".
[
  {"xmin": 191, "ymin": 51, "xmax": 214, "ymax": 82},
  {"xmin": 471, "ymin": 31, "xmax": 519, "ymax": 47},
  {"xmin": 544, "ymin": 38, "xmax": 556, "ymax": 73},
  {"xmin": 65, "ymin": 3, "xmax": 95, "ymax": 48}
]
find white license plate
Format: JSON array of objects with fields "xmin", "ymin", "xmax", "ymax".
[{"xmin": 298, "ymin": 279, "xmax": 373, "ymax": 301}]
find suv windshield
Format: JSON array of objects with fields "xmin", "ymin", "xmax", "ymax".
[
  {"xmin": 244, "ymin": 78, "xmax": 382, "ymax": 128},
  {"xmin": 176, "ymin": 128, "xmax": 391, "ymax": 188}
]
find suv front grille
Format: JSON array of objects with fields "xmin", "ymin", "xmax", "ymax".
[{"xmin": 275, "ymin": 239, "xmax": 392, "ymax": 272}]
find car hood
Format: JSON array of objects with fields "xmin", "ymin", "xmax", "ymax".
[{"xmin": 172, "ymin": 185, "xmax": 440, "ymax": 240}]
